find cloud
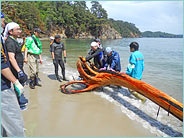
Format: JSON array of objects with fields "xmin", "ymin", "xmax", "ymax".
[{"xmin": 87, "ymin": 1, "xmax": 183, "ymax": 34}]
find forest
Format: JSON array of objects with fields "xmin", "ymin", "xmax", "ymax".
[{"xmin": 2, "ymin": 1, "xmax": 141, "ymax": 38}]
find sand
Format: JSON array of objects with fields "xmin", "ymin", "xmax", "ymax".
[{"xmin": 22, "ymin": 69, "xmax": 156, "ymax": 137}]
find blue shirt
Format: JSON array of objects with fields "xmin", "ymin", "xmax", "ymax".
[
  {"xmin": 1, "ymin": 37, "xmax": 11, "ymax": 91},
  {"xmin": 105, "ymin": 51, "xmax": 121, "ymax": 72},
  {"xmin": 126, "ymin": 51, "xmax": 144, "ymax": 80}
]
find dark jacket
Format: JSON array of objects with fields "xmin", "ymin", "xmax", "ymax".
[
  {"xmin": 105, "ymin": 50, "xmax": 121, "ymax": 72},
  {"xmin": 51, "ymin": 41, "xmax": 65, "ymax": 60},
  {"xmin": 86, "ymin": 47, "xmax": 107, "ymax": 69},
  {"xmin": 1, "ymin": 37, "xmax": 11, "ymax": 91}
]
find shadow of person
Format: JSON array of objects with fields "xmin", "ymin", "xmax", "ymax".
[{"xmin": 48, "ymin": 74, "xmax": 57, "ymax": 80}]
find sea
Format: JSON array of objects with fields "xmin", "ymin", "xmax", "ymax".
[{"xmin": 40, "ymin": 38, "xmax": 183, "ymax": 137}]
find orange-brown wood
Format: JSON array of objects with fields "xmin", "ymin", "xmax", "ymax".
[{"xmin": 60, "ymin": 57, "xmax": 183, "ymax": 121}]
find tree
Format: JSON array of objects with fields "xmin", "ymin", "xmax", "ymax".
[{"xmin": 90, "ymin": 1, "xmax": 108, "ymax": 19}]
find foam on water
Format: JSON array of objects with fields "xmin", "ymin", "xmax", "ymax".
[{"xmin": 40, "ymin": 55, "xmax": 183, "ymax": 137}]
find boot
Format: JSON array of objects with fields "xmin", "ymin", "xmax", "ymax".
[
  {"xmin": 34, "ymin": 75, "xmax": 42, "ymax": 87},
  {"xmin": 29, "ymin": 77, "xmax": 35, "ymax": 89},
  {"xmin": 63, "ymin": 76, "xmax": 68, "ymax": 81},
  {"xmin": 129, "ymin": 89, "xmax": 147, "ymax": 103},
  {"xmin": 56, "ymin": 75, "xmax": 62, "ymax": 82}
]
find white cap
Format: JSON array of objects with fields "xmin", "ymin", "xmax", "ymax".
[
  {"xmin": 50, "ymin": 36, "xmax": 54, "ymax": 40},
  {"xmin": 91, "ymin": 42, "xmax": 99, "ymax": 47},
  {"xmin": 3, "ymin": 22, "xmax": 19, "ymax": 38},
  {"xmin": 106, "ymin": 47, "xmax": 112, "ymax": 54}
]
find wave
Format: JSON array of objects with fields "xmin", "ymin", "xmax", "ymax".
[{"xmin": 40, "ymin": 55, "xmax": 183, "ymax": 137}]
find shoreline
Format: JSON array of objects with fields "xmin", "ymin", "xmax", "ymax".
[{"xmin": 22, "ymin": 64, "xmax": 156, "ymax": 137}]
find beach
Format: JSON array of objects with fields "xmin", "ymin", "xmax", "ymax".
[
  {"xmin": 20, "ymin": 38, "xmax": 183, "ymax": 137},
  {"xmin": 22, "ymin": 64, "xmax": 156, "ymax": 137}
]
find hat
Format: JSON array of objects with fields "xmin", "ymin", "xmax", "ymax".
[
  {"xmin": 94, "ymin": 38, "xmax": 101, "ymax": 42},
  {"xmin": 1, "ymin": 12, "xmax": 4, "ymax": 18},
  {"xmin": 91, "ymin": 42, "xmax": 98, "ymax": 47},
  {"xmin": 3, "ymin": 22, "xmax": 20, "ymax": 38},
  {"xmin": 50, "ymin": 36, "xmax": 54, "ymax": 40},
  {"xmin": 106, "ymin": 47, "xmax": 112, "ymax": 54},
  {"xmin": 55, "ymin": 35, "xmax": 61, "ymax": 39},
  {"xmin": 34, "ymin": 28, "xmax": 42, "ymax": 33}
]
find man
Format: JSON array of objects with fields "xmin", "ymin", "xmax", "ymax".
[
  {"xmin": 103, "ymin": 47, "xmax": 121, "ymax": 72},
  {"xmin": 51, "ymin": 35, "xmax": 67, "ymax": 82},
  {"xmin": 126, "ymin": 42, "xmax": 146, "ymax": 103},
  {"xmin": 24, "ymin": 28, "xmax": 43, "ymax": 89},
  {"xmin": 4, "ymin": 22, "xmax": 28, "ymax": 110},
  {"xmin": 85, "ymin": 41, "xmax": 105, "ymax": 69},
  {"xmin": 1, "ymin": 12, "xmax": 25, "ymax": 137},
  {"xmin": 94, "ymin": 38, "xmax": 103, "ymax": 49},
  {"xmin": 49, "ymin": 36, "xmax": 54, "ymax": 53}
]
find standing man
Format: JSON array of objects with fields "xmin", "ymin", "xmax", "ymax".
[
  {"xmin": 1, "ymin": 12, "xmax": 25, "ymax": 137},
  {"xmin": 51, "ymin": 35, "xmax": 67, "ymax": 82},
  {"xmin": 4, "ymin": 22, "xmax": 28, "ymax": 110},
  {"xmin": 126, "ymin": 42, "xmax": 146, "ymax": 103},
  {"xmin": 103, "ymin": 47, "xmax": 121, "ymax": 72},
  {"xmin": 24, "ymin": 28, "xmax": 43, "ymax": 89}
]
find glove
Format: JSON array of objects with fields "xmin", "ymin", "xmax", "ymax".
[
  {"xmin": 64, "ymin": 57, "xmax": 66, "ymax": 63},
  {"xmin": 99, "ymin": 67, "xmax": 107, "ymax": 71},
  {"xmin": 53, "ymin": 59, "xmax": 56, "ymax": 64},
  {"xmin": 109, "ymin": 68, "xmax": 115, "ymax": 71},
  {"xmin": 18, "ymin": 70, "xmax": 27, "ymax": 83},
  {"xmin": 13, "ymin": 80, "xmax": 24, "ymax": 97},
  {"xmin": 18, "ymin": 70, "xmax": 24, "ymax": 78}
]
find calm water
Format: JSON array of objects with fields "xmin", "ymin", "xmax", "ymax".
[{"xmin": 40, "ymin": 38, "xmax": 183, "ymax": 137}]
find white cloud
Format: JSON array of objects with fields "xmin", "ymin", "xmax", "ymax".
[{"xmin": 87, "ymin": 1, "xmax": 183, "ymax": 34}]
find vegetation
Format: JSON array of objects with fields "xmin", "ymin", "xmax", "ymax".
[
  {"xmin": 1, "ymin": 1, "xmax": 141, "ymax": 38},
  {"xmin": 141, "ymin": 31, "xmax": 183, "ymax": 38}
]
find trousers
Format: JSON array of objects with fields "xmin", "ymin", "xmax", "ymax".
[
  {"xmin": 1, "ymin": 88, "xmax": 25, "ymax": 137},
  {"xmin": 28, "ymin": 54, "xmax": 39, "ymax": 78}
]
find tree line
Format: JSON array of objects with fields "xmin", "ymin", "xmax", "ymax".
[{"xmin": 2, "ymin": 1, "xmax": 141, "ymax": 38}]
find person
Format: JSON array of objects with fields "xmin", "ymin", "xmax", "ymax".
[
  {"xmin": 85, "ymin": 41, "xmax": 106, "ymax": 69},
  {"xmin": 94, "ymin": 38, "xmax": 103, "ymax": 49},
  {"xmin": 4, "ymin": 22, "xmax": 28, "ymax": 110},
  {"xmin": 1, "ymin": 12, "xmax": 25, "ymax": 137},
  {"xmin": 126, "ymin": 42, "xmax": 146, "ymax": 103},
  {"xmin": 102, "ymin": 47, "xmax": 121, "ymax": 72},
  {"xmin": 24, "ymin": 28, "xmax": 43, "ymax": 89},
  {"xmin": 49, "ymin": 36, "xmax": 54, "ymax": 52},
  {"xmin": 51, "ymin": 35, "xmax": 67, "ymax": 82}
]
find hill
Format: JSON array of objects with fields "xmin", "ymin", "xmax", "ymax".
[
  {"xmin": 141, "ymin": 31, "xmax": 183, "ymax": 38},
  {"xmin": 1, "ymin": 1, "xmax": 141, "ymax": 39}
]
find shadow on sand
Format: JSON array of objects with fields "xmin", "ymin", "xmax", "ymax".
[
  {"xmin": 102, "ymin": 86, "xmax": 183, "ymax": 137},
  {"xmin": 61, "ymin": 83, "xmax": 182, "ymax": 137}
]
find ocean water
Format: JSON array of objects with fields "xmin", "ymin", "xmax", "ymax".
[{"xmin": 40, "ymin": 38, "xmax": 183, "ymax": 137}]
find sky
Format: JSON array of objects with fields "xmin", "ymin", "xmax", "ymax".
[{"xmin": 86, "ymin": 1, "xmax": 183, "ymax": 34}]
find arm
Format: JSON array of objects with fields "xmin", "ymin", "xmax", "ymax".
[
  {"xmin": 1, "ymin": 68, "xmax": 17, "ymax": 83},
  {"xmin": 24, "ymin": 47, "xmax": 28, "ymax": 64},
  {"xmin": 51, "ymin": 52, "xmax": 55, "ymax": 60},
  {"xmin": 86, "ymin": 49, "xmax": 103, "ymax": 61},
  {"xmin": 39, "ymin": 54, "xmax": 42, "ymax": 64},
  {"xmin": 126, "ymin": 54, "xmax": 136, "ymax": 75},
  {"xmin": 63, "ymin": 50, "xmax": 66, "ymax": 57},
  {"xmin": 8, "ymin": 52, "xmax": 21, "ymax": 72},
  {"xmin": 110, "ymin": 53, "xmax": 120, "ymax": 69}
]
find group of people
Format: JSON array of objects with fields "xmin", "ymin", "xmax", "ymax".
[
  {"xmin": 1, "ymin": 12, "xmax": 46, "ymax": 137},
  {"xmin": 85, "ymin": 39, "xmax": 146, "ymax": 103},
  {"xmin": 1, "ymin": 11, "xmax": 146, "ymax": 137}
]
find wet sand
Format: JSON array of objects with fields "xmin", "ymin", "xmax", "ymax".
[{"xmin": 22, "ymin": 71, "xmax": 156, "ymax": 137}]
